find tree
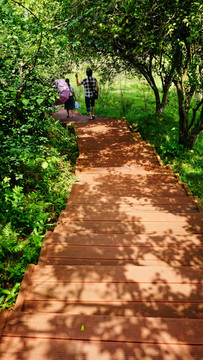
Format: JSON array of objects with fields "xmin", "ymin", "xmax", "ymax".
[
  {"xmin": 1, "ymin": 0, "xmax": 202, "ymax": 148},
  {"xmin": 0, "ymin": 0, "xmax": 73, "ymax": 130},
  {"xmin": 59, "ymin": 0, "xmax": 176, "ymax": 115},
  {"xmin": 0, "ymin": 0, "xmax": 73, "ymax": 186}
]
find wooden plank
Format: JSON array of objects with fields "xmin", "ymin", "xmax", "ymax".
[
  {"xmin": 75, "ymin": 166, "xmax": 172, "ymax": 175},
  {"xmin": 44, "ymin": 257, "xmax": 202, "ymax": 266},
  {"xmin": 44, "ymin": 232, "xmax": 203, "ymax": 247},
  {"xmin": 31, "ymin": 265, "xmax": 203, "ymax": 284},
  {"xmin": 59, "ymin": 211, "xmax": 202, "ymax": 223},
  {"xmin": 25, "ymin": 282, "xmax": 203, "ymax": 304},
  {"xmin": 76, "ymin": 143, "xmax": 155, "ymax": 153},
  {"xmin": 77, "ymin": 162, "xmax": 169, "ymax": 171},
  {"xmin": 77, "ymin": 159, "xmax": 161, "ymax": 168},
  {"xmin": 1, "ymin": 337, "xmax": 202, "ymax": 360},
  {"xmin": 77, "ymin": 141, "xmax": 156, "ymax": 152},
  {"xmin": 67, "ymin": 203, "xmax": 199, "ymax": 213},
  {"xmin": 54, "ymin": 220, "xmax": 203, "ymax": 235},
  {"xmin": 70, "ymin": 183, "xmax": 187, "ymax": 196},
  {"xmin": 76, "ymin": 172, "xmax": 180, "ymax": 185},
  {"xmin": 23, "ymin": 299, "xmax": 203, "ymax": 318},
  {"xmin": 77, "ymin": 137, "xmax": 147, "ymax": 148},
  {"xmin": 43, "ymin": 243, "xmax": 203, "ymax": 266},
  {"xmin": 78, "ymin": 150, "xmax": 158, "ymax": 160},
  {"xmin": 2, "ymin": 313, "xmax": 203, "ymax": 345},
  {"xmin": 68, "ymin": 194, "xmax": 196, "ymax": 205},
  {"xmin": 77, "ymin": 161, "xmax": 171, "ymax": 171}
]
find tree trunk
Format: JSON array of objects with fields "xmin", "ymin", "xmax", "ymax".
[
  {"xmin": 135, "ymin": 60, "xmax": 173, "ymax": 116},
  {"xmin": 175, "ymin": 79, "xmax": 203, "ymax": 148},
  {"xmin": 135, "ymin": 63, "xmax": 164, "ymax": 116},
  {"xmin": 160, "ymin": 67, "xmax": 175, "ymax": 116},
  {"xmin": 184, "ymin": 106, "xmax": 203, "ymax": 149},
  {"xmin": 154, "ymin": 86, "xmax": 162, "ymax": 116},
  {"xmin": 174, "ymin": 80, "xmax": 188, "ymax": 145}
]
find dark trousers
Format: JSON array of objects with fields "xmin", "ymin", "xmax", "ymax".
[{"xmin": 85, "ymin": 96, "xmax": 95, "ymax": 112}]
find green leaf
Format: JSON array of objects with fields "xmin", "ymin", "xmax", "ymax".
[
  {"xmin": 36, "ymin": 98, "xmax": 44, "ymax": 105},
  {"xmin": 42, "ymin": 161, "xmax": 48, "ymax": 169},
  {"xmin": 22, "ymin": 99, "xmax": 29, "ymax": 106},
  {"xmin": 0, "ymin": 296, "xmax": 5, "ymax": 305},
  {"xmin": 29, "ymin": 159, "xmax": 35, "ymax": 166}
]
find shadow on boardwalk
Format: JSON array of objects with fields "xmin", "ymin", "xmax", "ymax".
[{"xmin": 0, "ymin": 108, "xmax": 202, "ymax": 360}]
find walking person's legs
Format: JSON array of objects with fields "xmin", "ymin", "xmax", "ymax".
[
  {"xmin": 91, "ymin": 98, "xmax": 95, "ymax": 119},
  {"xmin": 85, "ymin": 97, "xmax": 93, "ymax": 119}
]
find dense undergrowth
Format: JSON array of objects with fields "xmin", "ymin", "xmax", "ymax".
[{"xmin": 0, "ymin": 115, "xmax": 78, "ymax": 310}]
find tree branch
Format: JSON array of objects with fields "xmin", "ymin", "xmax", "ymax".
[
  {"xmin": 188, "ymin": 98, "xmax": 203, "ymax": 132},
  {"xmin": 10, "ymin": 0, "xmax": 40, "ymax": 23}
]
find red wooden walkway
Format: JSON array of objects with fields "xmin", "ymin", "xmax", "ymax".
[{"xmin": 0, "ymin": 110, "xmax": 203, "ymax": 359}]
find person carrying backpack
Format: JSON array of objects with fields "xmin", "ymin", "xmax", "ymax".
[
  {"xmin": 64, "ymin": 78, "xmax": 77, "ymax": 118},
  {"xmin": 75, "ymin": 68, "xmax": 99, "ymax": 120}
]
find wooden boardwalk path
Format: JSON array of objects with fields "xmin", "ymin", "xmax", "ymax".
[{"xmin": 0, "ymin": 110, "xmax": 203, "ymax": 359}]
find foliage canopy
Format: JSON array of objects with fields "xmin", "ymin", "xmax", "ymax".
[{"xmin": 60, "ymin": 0, "xmax": 203, "ymax": 148}]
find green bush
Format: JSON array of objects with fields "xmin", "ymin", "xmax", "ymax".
[{"xmin": 0, "ymin": 115, "xmax": 78, "ymax": 310}]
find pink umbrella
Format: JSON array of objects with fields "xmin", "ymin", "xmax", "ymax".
[{"xmin": 54, "ymin": 79, "xmax": 70, "ymax": 104}]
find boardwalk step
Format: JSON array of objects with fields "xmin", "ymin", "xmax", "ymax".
[
  {"xmin": 77, "ymin": 159, "xmax": 161, "ymax": 168},
  {"xmin": 59, "ymin": 211, "xmax": 202, "ymax": 222},
  {"xmin": 30, "ymin": 264, "xmax": 203, "ymax": 283},
  {"xmin": 70, "ymin": 183, "xmax": 188, "ymax": 197},
  {"xmin": 79, "ymin": 150, "xmax": 159, "ymax": 160},
  {"xmin": 42, "ymin": 232, "xmax": 203, "ymax": 247},
  {"xmin": 16, "ymin": 265, "xmax": 203, "ymax": 318},
  {"xmin": 75, "ymin": 172, "xmax": 179, "ymax": 184},
  {"xmin": 78, "ymin": 141, "xmax": 154, "ymax": 151},
  {"xmin": 77, "ymin": 160, "xmax": 171, "ymax": 170},
  {"xmin": 72, "ymin": 182, "xmax": 188, "ymax": 192},
  {"xmin": 67, "ymin": 203, "xmax": 199, "ymax": 213},
  {"xmin": 68, "ymin": 195, "xmax": 197, "ymax": 205},
  {"xmin": 40, "ymin": 243, "xmax": 203, "ymax": 266},
  {"xmin": 54, "ymin": 220, "xmax": 203, "ymax": 235},
  {"xmin": 76, "ymin": 166, "xmax": 171, "ymax": 174},
  {"xmin": 76, "ymin": 167, "xmax": 172, "ymax": 176},
  {"xmin": 1, "ymin": 337, "xmax": 203, "ymax": 360},
  {"xmin": 1, "ymin": 313, "xmax": 203, "ymax": 347}
]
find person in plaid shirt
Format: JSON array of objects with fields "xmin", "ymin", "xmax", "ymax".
[{"xmin": 75, "ymin": 68, "xmax": 99, "ymax": 120}]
